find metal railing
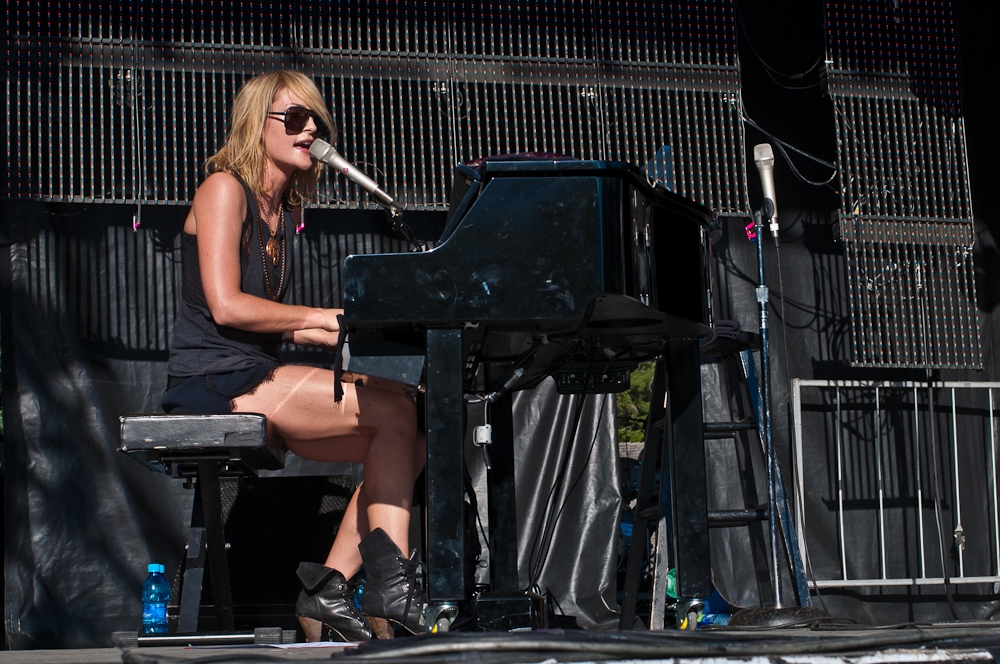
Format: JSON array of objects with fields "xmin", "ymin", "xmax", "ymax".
[{"xmin": 792, "ymin": 378, "xmax": 1000, "ymax": 588}]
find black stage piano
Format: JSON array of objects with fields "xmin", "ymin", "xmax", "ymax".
[{"xmin": 342, "ymin": 159, "xmax": 715, "ymax": 619}]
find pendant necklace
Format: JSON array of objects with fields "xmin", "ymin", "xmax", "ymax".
[
  {"xmin": 256, "ymin": 195, "xmax": 287, "ymax": 301},
  {"xmin": 258, "ymin": 196, "xmax": 282, "ymax": 267}
]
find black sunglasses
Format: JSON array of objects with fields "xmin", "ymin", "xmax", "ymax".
[{"xmin": 267, "ymin": 106, "xmax": 327, "ymax": 136}]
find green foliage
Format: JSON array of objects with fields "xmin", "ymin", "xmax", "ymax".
[{"xmin": 616, "ymin": 361, "xmax": 655, "ymax": 442}]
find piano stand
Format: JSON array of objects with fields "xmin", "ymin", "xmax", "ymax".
[
  {"xmin": 472, "ymin": 392, "xmax": 548, "ymax": 631},
  {"xmin": 619, "ymin": 342, "xmax": 711, "ymax": 630},
  {"xmin": 119, "ymin": 413, "xmax": 284, "ymax": 635},
  {"xmin": 424, "ymin": 329, "xmax": 467, "ymax": 609},
  {"xmin": 486, "ymin": 392, "xmax": 518, "ymax": 590},
  {"xmin": 342, "ymin": 158, "xmax": 717, "ymax": 627}
]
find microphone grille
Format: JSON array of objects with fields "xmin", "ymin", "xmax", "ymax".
[
  {"xmin": 753, "ymin": 143, "xmax": 775, "ymax": 165},
  {"xmin": 308, "ymin": 138, "xmax": 331, "ymax": 160}
]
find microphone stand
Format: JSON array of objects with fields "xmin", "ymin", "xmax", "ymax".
[
  {"xmin": 731, "ymin": 203, "xmax": 828, "ymax": 627},
  {"xmin": 754, "ymin": 201, "xmax": 782, "ymax": 608},
  {"xmin": 382, "ymin": 203, "xmax": 426, "ymax": 252}
]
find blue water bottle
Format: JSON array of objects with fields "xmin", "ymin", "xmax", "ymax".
[{"xmin": 142, "ymin": 564, "xmax": 171, "ymax": 634}]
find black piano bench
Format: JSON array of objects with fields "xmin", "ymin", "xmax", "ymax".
[{"xmin": 119, "ymin": 413, "xmax": 285, "ymax": 635}]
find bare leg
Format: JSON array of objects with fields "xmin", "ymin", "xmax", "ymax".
[
  {"xmin": 324, "ymin": 482, "xmax": 368, "ymax": 577},
  {"xmin": 232, "ymin": 365, "xmax": 424, "ymax": 573}
]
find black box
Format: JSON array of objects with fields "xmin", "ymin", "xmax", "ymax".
[{"xmin": 474, "ymin": 591, "xmax": 548, "ymax": 631}]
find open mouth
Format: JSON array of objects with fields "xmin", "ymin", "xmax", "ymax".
[{"xmin": 294, "ymin": 139, "xmax": 313, "ymax": 150}]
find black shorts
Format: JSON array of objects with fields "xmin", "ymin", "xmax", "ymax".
[{"xmin": 161, "ymin": 363, "xmax": 277, "ymax": 414}]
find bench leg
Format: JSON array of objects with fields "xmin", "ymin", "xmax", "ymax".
[
  {"xmin": 198, "ymin": 461, "xmax": 236, "ymax": 631},
  {"xmin": 178, "ymin": 528, "xmax": 206, "ymax": 633}
]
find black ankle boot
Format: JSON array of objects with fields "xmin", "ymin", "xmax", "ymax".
[
  {"xmin": 358, "ymin": 528, "xmax": 427, "ymax": 637},
  {"xmin": 295, "ymin": 563, "xmax": 374, "ymax": 642}
]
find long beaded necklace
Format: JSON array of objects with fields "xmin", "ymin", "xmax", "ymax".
[{"xmin": 256, "ymin": 195, "xmax": 287, "ymax": 301}]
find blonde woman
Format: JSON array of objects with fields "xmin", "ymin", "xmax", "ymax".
[{"xmin": 162, "ymin": 71, "xmax": 425, "ymax": 641}]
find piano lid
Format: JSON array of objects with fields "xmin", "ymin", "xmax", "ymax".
[{"xmin": 343, "ymin": 159, "xmax": 713, "ymax": 331}]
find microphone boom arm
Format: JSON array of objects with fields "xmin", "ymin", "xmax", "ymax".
[
  {"xmin": 310, "ymin": 139, "xmax": 426, "ymax": 251},
  {"xmin": 384, "ymin": 205, "xmax": 426, "ymax": 253}
]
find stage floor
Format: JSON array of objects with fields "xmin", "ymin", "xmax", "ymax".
[{"xmin": 3, "ymin": 625, "xmax": 1000, "ymax": 664}]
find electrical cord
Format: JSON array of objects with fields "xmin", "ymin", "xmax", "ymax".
[
  {"xmin": 333, "ymin": 625, "xmax": 1000, "ymax": 662},
  {"xmin": 742, "ymin": 113, "xmax": 837, "ymax": 169},
  {"xmin": 719, "ymin": 251, "xmax": 820, "ymax": 330},
  {"xmin": 927, "ymin": 375, "xmax": 962, "ymax": 621},
  {"xmin": 912, "ymin": 261, "xmax": 960, "ymax": 622},
  {"xmin": 772, "ymin": 239, "xmax": 835, "ymax": 615},
  {"xmin": 741, "ymin": 111, "xmax": 840, "ymax": 189},
  {"xmin": 732, "ymin": 0, "xmax": 824, "ymax": 81},
  {"xmin": 123, "ymin": 625, "xmax": 1000, "ymax": 664}
]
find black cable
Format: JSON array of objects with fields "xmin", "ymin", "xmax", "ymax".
[
  {"xmin": 475, "ymin": 498, "xmax": 490, "ymax": 553},
  {"xmin": 760, "ymin": 70, "xmax": 823, "ymax": 91},
  {"xmin": 926, "ymin": 374, "xmax": 962, "ymax": 621},
  {"xmin": 772, "ymin": 238, "xmax": 834, "ymax": 615},
  {"xmin": 742, "ymin": 112, "xmax": 837, "ymax": 167},
  {"xmin": 719, "ymin": 250, "xmax": 821, "ymax": 330},
  {"xmin": 146, "ymin": 653, "xmax": 293, "ymax": 664},
  {"xmin": 774, "ymin": 244, "xmax": 793, "ymax": 407},
  {"xmin": 336, "ymin": 625, "xmax": 1000, "ymax": 661},
  {"xmin": 741, "ymin": 112, "xmax": 840, "ymax": 188},
  {"xmin": 482, "ymin": 336, "xmax": 546, "ymax": 403},
  {"xmin": 911, "ymin": 260, "xmax": 960, "ymax": 622},
  {"xmin": 732, "ymin": 0, "xmax": 824, "ymax": 81},
  {"xmin": 809, "ymin": 621, "xmax": 956, "ymax": 633},
  {"xmin": 703, "ymin": 617, "xmax": 845, "ymax": 632},
  {"xmin": 802, "ymin": 544, "xmax": 832, "ymax": 616}
]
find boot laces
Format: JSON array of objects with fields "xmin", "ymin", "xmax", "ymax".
[{"xmin": 399, "ymin": 551, "xmax": 423, "ymax": 627}]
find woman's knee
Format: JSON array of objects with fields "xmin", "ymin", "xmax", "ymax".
[{"xmin": 375, "ymin": 389, "xmax": 418, "ymax": 426}]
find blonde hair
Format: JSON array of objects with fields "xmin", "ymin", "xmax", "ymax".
[{"xmin": 204, "ymin": 71, "xmax": 337, "ymax": 209}]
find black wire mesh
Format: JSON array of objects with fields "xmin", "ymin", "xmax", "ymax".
[
  {"xmin": 7, "ymin": 0, "xmax": 750, "ymax": 215},
  {"xmin": 825, "ymin": 0, "xmax": 980, "ymax": 369}
]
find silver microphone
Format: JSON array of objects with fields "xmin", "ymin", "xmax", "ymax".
[
  {"xmin": 309, "ymin": 139, "xmax": 395, "ymax": 208},
  {"xmin": 753, "ymin": 143, "xmax": 779, "ymax": 240}
]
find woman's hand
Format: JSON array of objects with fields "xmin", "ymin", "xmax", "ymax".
[
  {"xmin": 284, "ymin": 327, "xmax": 341, "ymax": 348},
  {"xmin": 286, "ymin": 309, "xmax": 344, "ymax": 347},
  {"xmin": 319, "ymin": 308, "xmax": 344, "ymax": 334}
]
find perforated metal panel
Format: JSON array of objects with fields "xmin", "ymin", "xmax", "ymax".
[
  {"xmin": 825, "ymin": 0, "xmax": 980, "ymax": 369},
  {"xmin": 836, "ymin": 216, "xmax": 978, "ymax": 369},
  {"xmin": 7, "ymin": 0, "xmax": 750, "ymax": 216}
]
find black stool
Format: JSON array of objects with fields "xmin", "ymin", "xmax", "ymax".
[{"xmin": 119, "ymin": 413, "xmax": 284, "ymax": 633}]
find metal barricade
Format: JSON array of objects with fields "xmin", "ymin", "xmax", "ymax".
[{"xmin": 792, "ymin": 379, "xmax": 1000, "ymax": 589}]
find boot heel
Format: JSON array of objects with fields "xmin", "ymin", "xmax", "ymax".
[
  {"xmin": 298, "ymin": 615, "xmax": 325, "ymax": 642},
  {"xmin": 358, "ymin": 528, "xmax": 427, "ymax": 636},
  {"xmin": 295, "ymin": 563, "xmax": 373, "ymax": 642},
  {"xmin": 366, "ymin": 616, "xmax": 394, "ymax": 640}
]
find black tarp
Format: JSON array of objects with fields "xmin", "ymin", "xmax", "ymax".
[
  {"xmin": 0, "ymin": 201, "xmax": 623, "ymax": 646},
  {"xmin": 465, "ymin": 390, "xmax": 621, "ymax": 631},
  {"xmin": 703, "ymin": 216, "xmax": 1000, "ymax": 622},
  {"xmin": 6, "ymin": 203, "xmax": 1000, "ymax": 646}
]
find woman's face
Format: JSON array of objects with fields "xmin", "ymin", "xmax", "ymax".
[{"xmin": 262, "ymin": 88, "xmax": 320, "ymax": 177}]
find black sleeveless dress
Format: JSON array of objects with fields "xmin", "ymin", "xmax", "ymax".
[{"xmin": 161, "ymin": 175, "xmax": 294, "ymax": 413}]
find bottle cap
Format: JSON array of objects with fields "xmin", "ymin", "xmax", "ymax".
[{"xmin": 148, "ymin": 563, "xmax": 160, "ymax": 573}]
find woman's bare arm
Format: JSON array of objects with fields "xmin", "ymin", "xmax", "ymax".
[
  {"xmin": 284, "ymin": 328, "xmax": 342, "ymax": 347},
  {"xmin": 191, "ymin": 172, "xmax": 341, "ymax": 334}
]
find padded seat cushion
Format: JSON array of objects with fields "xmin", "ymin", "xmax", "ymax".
[{"xmin": 119, "ymin": 413, "xmax": 283, "ymax": 474}]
